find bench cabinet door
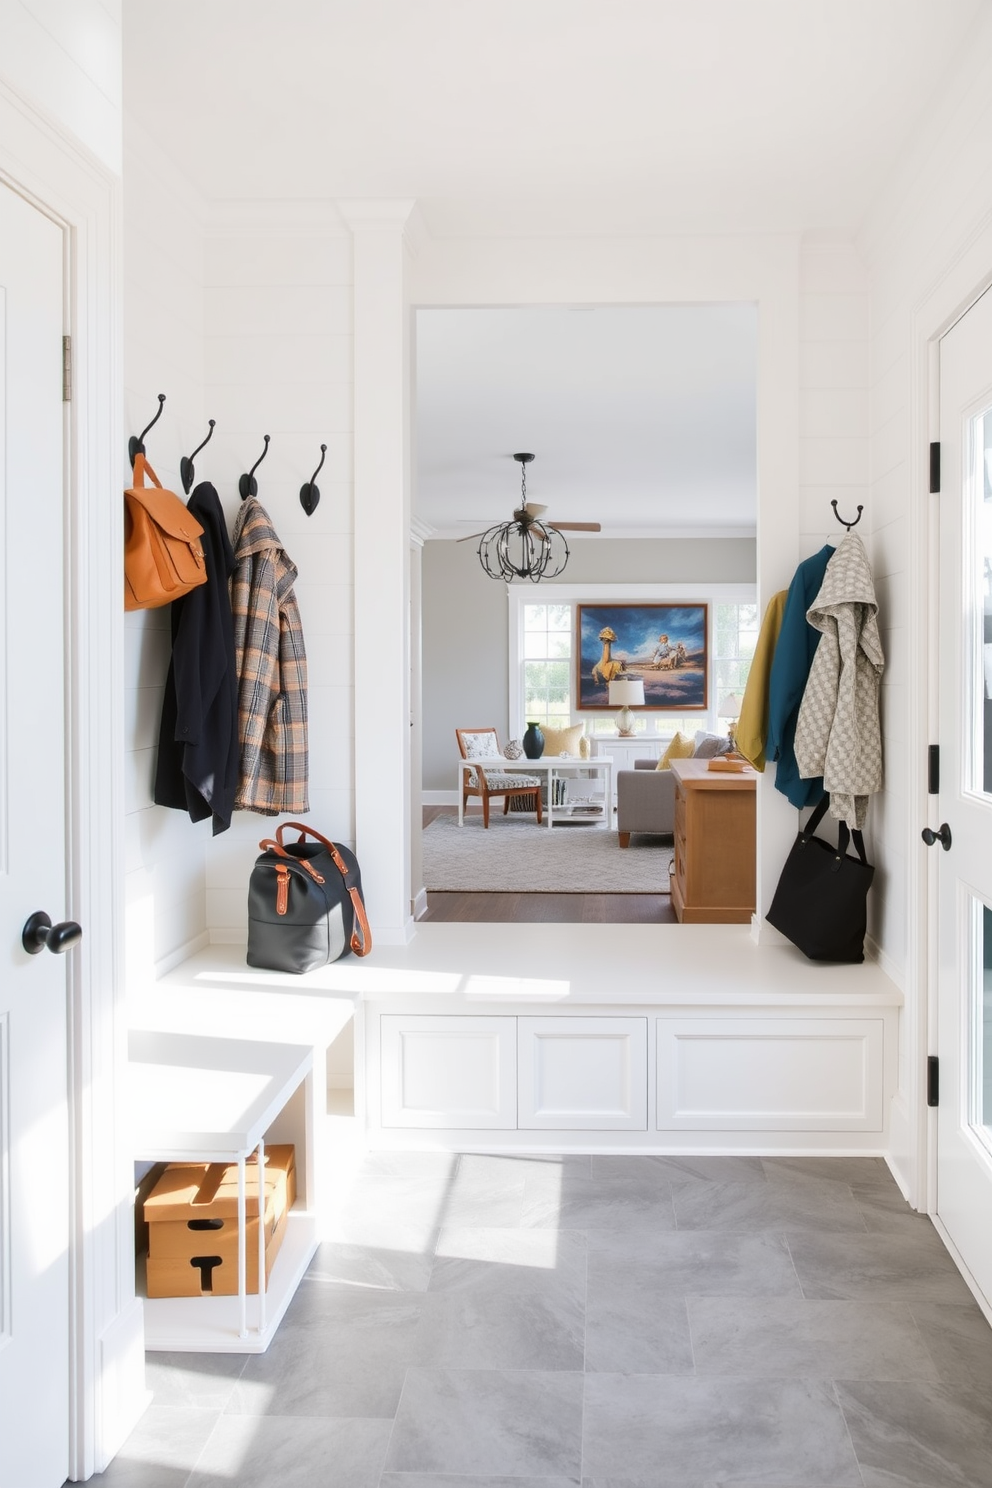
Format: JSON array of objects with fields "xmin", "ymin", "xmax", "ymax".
[
  {"xmin": 518, "ymin": 1017, "xmax": 648, "ymax": 1130},
  {"xmin": 380, "ymin": 1015, "xmax": 517, "ymax": 1128}
]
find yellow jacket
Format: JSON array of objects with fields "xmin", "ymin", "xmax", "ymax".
[{"xmin": 736, "ymin": 590, "xmax": 788, "ymax": 771}]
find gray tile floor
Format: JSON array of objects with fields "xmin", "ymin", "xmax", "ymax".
[{"xmin": 89, "ymin": 1153, "xmax": 992, "ymax": 1488}]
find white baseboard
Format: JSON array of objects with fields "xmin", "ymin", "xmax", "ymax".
[
  {"xmin": 412, "ymin": 887, "xmax": 429, "ymax": 920},
  {"xmin": 423, "ymin": 789, "xmax": 458, "ymax": 806},
  {"xmin": 155, "ymin": 930, "xmax": 210, "ymax": 978}
]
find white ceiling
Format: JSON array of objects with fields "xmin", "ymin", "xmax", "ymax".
[
  {"xmin": 415, "ymin": 306, "xmax": 757, "ymax": 537},
  {"xmin": 122, "ymin": 1, "xmax": 983, "ymax": 537},
  {"xmin": 124, "ymin": 1, "xmax": 982, "ymax": 237}
]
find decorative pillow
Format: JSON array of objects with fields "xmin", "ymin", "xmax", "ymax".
[
  {"xmin": 462, "ymin": 732, "xmax": 499, "ymax": 760},
  {"xmin": 656, "ymin": 731, "xmax": 695, "ymax": 770},
  {"xmin": 692, "ymin": 730, "xmax": 732, "ymax": 759},
  {"xmin": 541, "ymin": 723, "xmax": 585, "ymax": 757}
]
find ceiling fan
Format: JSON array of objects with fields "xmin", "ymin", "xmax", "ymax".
[{"xmin": 460, "ymin": 453, "xmax": 601, "ymax": 582}]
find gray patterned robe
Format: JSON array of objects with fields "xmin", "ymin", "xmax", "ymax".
[{"xmin": 794, "ymin": 534, "xmax": 884, "ymax": 829}]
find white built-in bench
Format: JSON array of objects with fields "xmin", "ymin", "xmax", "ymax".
[{"xmin": 127, "ymin": 923, "xmax": 903, "ymax": 1349}]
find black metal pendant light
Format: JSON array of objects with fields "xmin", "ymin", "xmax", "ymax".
[{"xmin": 477, "ymin": 453, "xmax": 570, "ymax": 582}]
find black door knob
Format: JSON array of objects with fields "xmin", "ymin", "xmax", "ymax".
[
  {"xmin": 21, "ymin": 911, "xmax": 83, "ymax": 956},
  {"xmin": 921, "ymin": 823, "xmax": 952, "ymax": 851}
]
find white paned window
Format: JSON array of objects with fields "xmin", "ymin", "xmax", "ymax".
[
  {"xmin": 712, "ymin": 601, "xmax": 759, "ymax": 720},
  {"xmin": 522, "ymin": 603, "xmax": 573, "ymax": 730}
]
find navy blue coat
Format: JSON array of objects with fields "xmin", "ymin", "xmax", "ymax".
[
  {"xmin": 154, "ymin": 482, "xmax": 239, "ymax": 834},
  {"xmin": 766, "ymin": 543, "xmax": 834, "ymax": 809}
]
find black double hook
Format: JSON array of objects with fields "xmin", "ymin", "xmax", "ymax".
[
  {"xmin": 181, "ymin": 419, "xmax": 216, "ymax": 495},
  {"xmin": 129, "ymin": 393, "xmax": 166, "ymax": 467},
  {"xmin": 831, "ymin": 499, "xmax": 864, "ymax": 532},
  {"xmin": 299, "ymin": 444, "xmax": 327, "ymax": 516},
  {"xmin": 239, "ymin": 435, "xmax": 270, "ymax": 501}
]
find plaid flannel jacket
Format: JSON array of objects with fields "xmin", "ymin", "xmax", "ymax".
[{"xmin": 231, "ymin": 497, "xmax": 309, "ymax": 815}]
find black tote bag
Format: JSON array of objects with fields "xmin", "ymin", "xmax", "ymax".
[{"xmin": 766, "ymin": 794, "xmax": 874, "ymax": 963}]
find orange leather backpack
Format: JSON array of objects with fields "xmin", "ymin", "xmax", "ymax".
[{"xmin": 124, "ymin": 453, "xmax": 208, "ymax": 610}]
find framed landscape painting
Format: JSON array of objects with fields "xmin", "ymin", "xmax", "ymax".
[{"xmin": 577, "ymin": 603, "xmax": 708, "ymax": 711}]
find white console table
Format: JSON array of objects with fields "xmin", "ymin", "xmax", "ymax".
[
  {"xmin": 590, "ymin": 736, "xmax": 672, "ymax": 804},
  {"xmin": 457, "ymin": 754, "xmax": 614, "ymax": 827}
]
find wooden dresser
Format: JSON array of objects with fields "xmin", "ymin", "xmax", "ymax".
[{"xmin": 669, "ymin": 757, "xmax": 757, "ymax": 923}]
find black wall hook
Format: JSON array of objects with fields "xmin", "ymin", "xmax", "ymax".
[
  {"xmin": 831, "ymin": 499, "xmax": 864, "ymax": 532},
  {"xmin": 129, "ymin": 393, "xmax": 166, "ymax": 467},
  {"xmin": 181, "ymin": 418, "xmax": 216, "ymax": 495},
  {"xmin": 299, "ymin": 444, "xmax": 327, "ymax": 516},
  {"xmin": 239, "ymin": 435, "xmax": 270, "ymax": 501}
]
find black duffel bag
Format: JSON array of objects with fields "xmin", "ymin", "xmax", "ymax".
[
  {"xmin": 766, "ymin": 793, "xmax": 874, "ymax": 964},
  {"xmin": 247, "ymin": 821, "xmax": 372, "ymax": 974}
]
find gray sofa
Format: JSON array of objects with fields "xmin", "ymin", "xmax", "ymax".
[
  {"xmin": 616, "ymin": 759, "xmax": 676, "ymax": 846},
  {"xmin": 616, "ymin": 732, "xmax": 732, "ymax": 847}
]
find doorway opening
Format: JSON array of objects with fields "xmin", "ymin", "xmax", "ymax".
[{"xmin": 412, "ymin": 303, "xmax": 758, "ymax": 923}]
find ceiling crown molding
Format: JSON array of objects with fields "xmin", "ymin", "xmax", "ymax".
[
  {"xmin": 336, "ymin": 198, "xmax": 428, "ymax": 257},
  {"xmin": 410, "ymin": 514, "xmax": 436, "ymax": 546}
]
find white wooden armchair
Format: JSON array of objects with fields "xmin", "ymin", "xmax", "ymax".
[{"xmin": 455, "ymin": 727, "xmax": 542, "ymax": 827}]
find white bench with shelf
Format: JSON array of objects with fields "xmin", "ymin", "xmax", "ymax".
[{"xmin": 127, "ymin": 947, "xmax": 359, "ymax": 1353}]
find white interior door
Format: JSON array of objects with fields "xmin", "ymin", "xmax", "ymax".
[
  {"xmin": 934, "ymin": 282, "xmax": 992, "ymax": 1315},
  {"xmin": 0, "ymin": 180, "xmax": 71, "ymax": 1488}
]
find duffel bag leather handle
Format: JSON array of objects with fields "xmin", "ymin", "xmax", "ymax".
[{"xmin": 274, "ymin": 822, "xmax": 372, "ymax": 957}]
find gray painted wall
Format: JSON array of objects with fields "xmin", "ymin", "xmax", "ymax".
[{"xmin": 421, "ymin": 536, "xmax": 756, "ymax": 791}]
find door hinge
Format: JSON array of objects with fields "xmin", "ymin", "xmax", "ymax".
[
  {"xmin": 927, "ymin": 1055, "xmax": 939, "ymax": 1107},
  {"xmin": 62, "ymin": 335, "xmax": 72, "ymax": 403},
  {"xmin": 928, "ymin": 744, "xmax": 940, "ymax": 795},
  {"xmin": 929, "ymin": 441, "xmax": 940, "ymax": 494}
]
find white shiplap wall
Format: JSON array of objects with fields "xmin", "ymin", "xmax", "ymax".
[
  {"xmin": 122, "ymin": 183, "xmax": 359, "ymax": 963},
  {"xmin": 201, "ymin": 206, "xmax": 356, "ymax": 943},
  {"xmin": 798, "ymin": 244, "xmax": 870, "ymax": 556},
  {"xmin": 796, "ymin": 240, "xmax": 875, "ymax": 897},
  {"xmin": 122, "ymin": 117, "xmax": 209, "ymax": 983}
]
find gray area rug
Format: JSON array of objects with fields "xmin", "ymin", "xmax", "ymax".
[{"xmin": 423, "ymin": 812, "xmax": 673, "ymax": 893}]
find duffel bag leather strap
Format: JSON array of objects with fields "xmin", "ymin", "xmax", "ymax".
[
  {"xmin": 256, "ymin": 838, "xmax": 328, "ymax": 915},
  {"xmin": 276, "ymin": 822, "xmax": 373, "ymax": 956}
]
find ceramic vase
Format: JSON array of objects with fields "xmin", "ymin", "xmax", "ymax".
[{"xmin": 522, "ymin": 722, "xmax": 545, "ymax": 759}]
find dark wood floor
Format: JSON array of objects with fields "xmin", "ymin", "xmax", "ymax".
[{"xmin": 419, "ymin": 806, "xmax": 676, "ymax": 924}]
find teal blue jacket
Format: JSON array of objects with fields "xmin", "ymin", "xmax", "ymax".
[{"xmin": 766, "ymin": 544, "xmax": 834, "ymax": 809}]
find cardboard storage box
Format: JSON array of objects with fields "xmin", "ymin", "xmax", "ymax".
[{"xmin": 143, "ymin": 1144, "xmax": 296, "ymax": 1298}]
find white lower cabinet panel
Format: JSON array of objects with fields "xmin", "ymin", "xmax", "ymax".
[
  {"xmin": 381, "ymin": 1015, "xmax": 517, "ymax": 1129},
  {"xmin": 656, "ymin": 1017, "xmax": 884, "ymax": 1131},
  {"xmin": 519, "ymin": 1017, "xmax": 648, "ymax": 1130}
]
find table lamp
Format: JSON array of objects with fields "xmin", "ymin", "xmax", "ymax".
[
  {"xmin": 608, "ymin": 677, "xmax": 645, "ymax": 737},
  {"xmin": 718, "ymin": 692, "xmax": 744, "ymax": 750}
]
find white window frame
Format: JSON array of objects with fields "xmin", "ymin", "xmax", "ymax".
[{"xmin": 507, "ymin": 582, "xmax": 757, "ymax": 743}]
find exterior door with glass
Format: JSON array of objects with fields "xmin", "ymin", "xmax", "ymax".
[{"xmin": 934, "ymin": 282, "xmax": 992, "ymax": 1313}]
